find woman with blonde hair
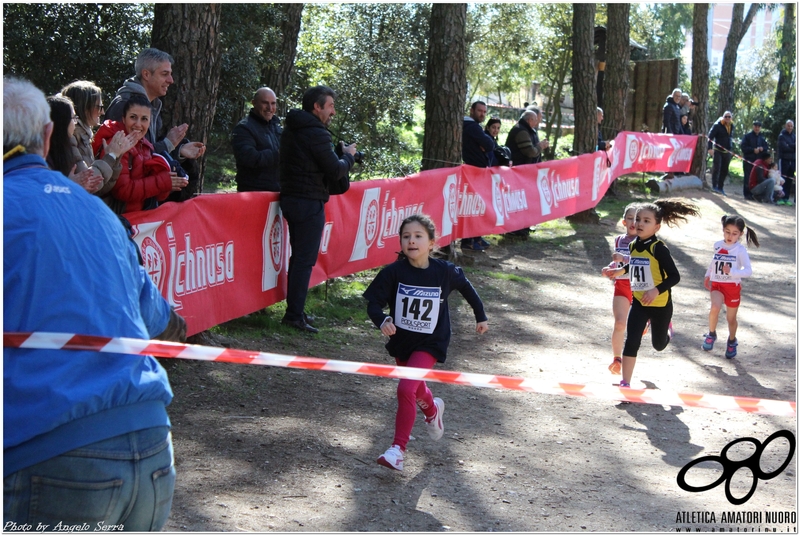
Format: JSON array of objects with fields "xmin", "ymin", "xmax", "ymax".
[{"xmin": 60, "ymin": 80, "xmax": 136, "ymax": 205}]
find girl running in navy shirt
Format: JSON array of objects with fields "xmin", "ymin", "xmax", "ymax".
[{"xmin": 364, "ymin": 214, "xmax": 488, "ymax": 471}]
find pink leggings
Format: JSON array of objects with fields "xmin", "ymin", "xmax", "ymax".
[{"xmin": 392, "ymin": 351, "xmax": 438, "ymax": 450}]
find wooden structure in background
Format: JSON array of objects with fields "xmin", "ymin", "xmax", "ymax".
[{"xmin": 626, "ymin": 58, "xmax": 681, "ymax": 133}]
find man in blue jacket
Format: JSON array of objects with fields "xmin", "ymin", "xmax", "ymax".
[
  {"xmin": 3, "ymin": 76, "xmax": 186, "ymax": 528},
  {"xmin": 461, "ymin": 101, "xmax": 495, "ymax": 251}
]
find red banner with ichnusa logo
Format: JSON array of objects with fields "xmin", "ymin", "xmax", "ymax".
[{"xmin": 125, "ymin": 132, "xmax": 697, "ymax": 335}]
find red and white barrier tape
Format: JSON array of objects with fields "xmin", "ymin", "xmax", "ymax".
[{"xmin": 4, "ymin": 332, "xmax": 795, "ymax": 417}]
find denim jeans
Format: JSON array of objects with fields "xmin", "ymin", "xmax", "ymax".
[
  {"xmin": 4, "ymin": 427, "xmax": 175, "ymax": 531},
  {"xmin": 280, "ymin": 195, "xmax": 326, "ymax": 322},
  {"xmin": 751, "ymin": 178, "xmax": 776, "ymax": 203}
]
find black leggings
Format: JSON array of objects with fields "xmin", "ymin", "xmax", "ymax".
[{"xmin": 622, "ymin": 299, "xmax": 673, "ymax": 357}]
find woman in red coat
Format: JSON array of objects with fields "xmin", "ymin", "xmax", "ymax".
[{"xmin": 92, "ymin": 94, "xmax": 187, "ymax": 213}]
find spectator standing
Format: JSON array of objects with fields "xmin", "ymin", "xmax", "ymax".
[
  {"xmin": 740, "ymin": 120, "xmax": 768, "ymax": 200},
  {"xmin": 461, "ymin": 101, "xmax": 495, "ymax": 251},
  {"xmin": 279, "ymin": 86, "xmax": 356, "ymax": 333},
  {"xmin": 106, "ymin": 48, "xmax": 205, "ymax": 201},
  {"xmin": 3, "ymin": 76, "xmax": 186, "ymax": 528},
  {"xmin": 506, "ymin": 109, "xmax": 549, "ymax": 165},
  {"xmin": 45, "ymin": 95, "xmax": 100, "ymax": 193},
  {"xmin": 504, "ymin": 109, "xmax": 549, "ymax": 238},
  {"xmin": 661, "ymin": 88, "xmax": 682, "ymax": 134},
  {"xmin": 748, "ymin": 152, "xmax": 777, "ymax": 203},
  {"xmin": 61, "ymin": 80, "xmax": 137, "ymax": 207},
  {"xmin": 778, "ymin": 120, "xmax": 796, "ymax": 203},
  {"xmin": 708, "ymin": 111, "xmax": 735, "ymax": 195},
  {"xmin": 232, "ymin": 87, "xmax": 282, "ymax": 192},
  {"xmin": 597, "ymin": 107, "xmax": 612, "ymax": 151}
]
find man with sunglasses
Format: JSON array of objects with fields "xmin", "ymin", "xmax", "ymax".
[{"xmin": 708, "ymin": 111, "xmax": 735, "ymax": 195}]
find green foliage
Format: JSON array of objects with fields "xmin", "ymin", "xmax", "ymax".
[
  {"xmin": 731, "ymin": 34, "xmax": 780, "ymax": 130},
  {"xmin": 466, "ymin": 4, "xmax": 537, "ymax": 106},
  {"xmin": 288, "ymin": 4, "xmax": 430, "ymax": 180},
  {"xmin": 3, "ymin": 4, "xmax": 152, "ymax": 97},
  {"xmin": 765, "ymin": 98, "xmax": 798, "ymax": 153},
  {"xmin": 630, "ymin": 4, "xmax": 692, "ymax": 61},
  {"xmin": 214, "ymin": 5, "xmax": 284, "ymax": 136}
]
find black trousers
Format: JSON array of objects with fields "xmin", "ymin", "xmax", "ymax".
[
  {"xmin": 711, "ymin": 150, "xmax": 732, "ymax": 191},
  {"xmin": 622, "ymin": 299, "xmax": 673, "ymax": 358},
  {"xmin": 280, "ymin": 195, "xmax": 326, "ymax": 322}
]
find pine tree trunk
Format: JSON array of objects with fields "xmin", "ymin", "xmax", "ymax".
[
  {"xmin": 261, "ymin": 3, "xmax": 304, "ymax": 116},
  {"xmin": 691, "ymin": 4, "xmax": 711, "ymax": 184},
  {"xmin": 152, "ymin": 4, "xmax": 223, "ymax": 194},
  {"xmin": 603, "ymin": 4, "xmax": 630, "ymax": 141},
  {"xmin": 717, "ymin": 4, "xmax": 761, "ymax": 116},
  {"xmin": 776, "ymin": 3, "xmax": 796, "ymax": 103},
  {"xmin": 572, "ymin": 4, "xmax": 597, "ymax": 156},
  {"xmin": 602, "ymin": 4, "xmax": 631, "ymax": 197},
  {"xmin": 567, "ymin": 4, "xmax": 599, "ymax": 224},
  {"xmin": 421, "ymin": 3, "xmax": 467, "ymax": 172}
]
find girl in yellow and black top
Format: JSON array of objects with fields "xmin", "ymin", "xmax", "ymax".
[{"xmin": 603, "ymin": 199, "xmax": 700, "ymax": 388}]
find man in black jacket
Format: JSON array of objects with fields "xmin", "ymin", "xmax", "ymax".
[
  {"xmin": 279, "ymin": 86, "xmax": 356, "ymax": 333},
  {"xmin": 740, "ymin": 120, "xmax": 768, "ymax": 200},
  {"xmin": 232, "ymin": 87, "xmax": 282, "ymax": 192},
  {"xmin": 708, "ymin": 111, "xmax": 735, "ymax": 195}
]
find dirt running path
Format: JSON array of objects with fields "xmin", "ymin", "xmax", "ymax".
[{"xmin": 162, "ymin": 186, "xmax": 796, "ymax": 532}]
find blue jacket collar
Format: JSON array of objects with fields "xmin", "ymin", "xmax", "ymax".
[{"xmin": 4, "ymin": 152, "xmax": 47, "ymax": 173}]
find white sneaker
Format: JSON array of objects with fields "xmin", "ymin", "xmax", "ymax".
[
  {"xmin": 425, "ymin": 397, "xmax": 445, "ymax": 441},
  {"xmin": 377, "ymin": 445, "xmax": 404, "ymax": 471}
]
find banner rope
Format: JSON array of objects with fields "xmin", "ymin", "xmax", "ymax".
[{"xmin": 5, "ymin": 332, "xmax": 795, "ymax": 417}]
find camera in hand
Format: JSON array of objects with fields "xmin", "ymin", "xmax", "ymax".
[{"xmin": 335, "ymin": 141, "xmax": 364, "ymax": 165}]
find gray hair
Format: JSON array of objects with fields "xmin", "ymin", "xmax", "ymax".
[
  {"xmin": 520, "ymin": 110, "xmax": 537, "ymax": 122},
  {"xmin": 597, "ymin": 107, "xmax": 604, "ymax": 114},
  {"xmin": 3, "ymin": 76, "xmax": 51, "ymax": 154},
  {"xmin": 671, "ymin": 88, "xmax": 682, "ymax": 97},
  {"xmin": 135, "ymin": 48, "xmax": 174, "ymax": 78}
]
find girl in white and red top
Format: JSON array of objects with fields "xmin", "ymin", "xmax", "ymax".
[
  {"xmin": 701, "ymin": 215, "xmax": 759, "ymax": 359},
  {"xmin": 601, "ymin": 203, "xmax": 639, "ymax": 375}
]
